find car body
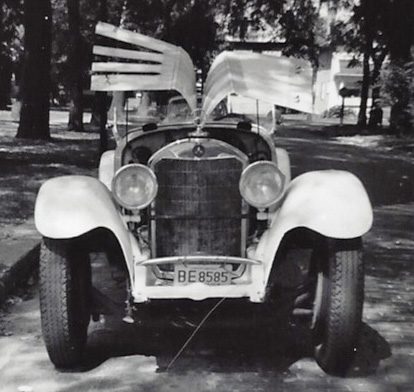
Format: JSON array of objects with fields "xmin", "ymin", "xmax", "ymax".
[{"xmin": 35, "ymin": 22, "xmax": 373, "ymax": 375}]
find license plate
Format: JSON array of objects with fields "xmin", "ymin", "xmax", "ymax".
[{"xmin": 174, "ymin": 265, "xmax": 231, "ymax": 285}]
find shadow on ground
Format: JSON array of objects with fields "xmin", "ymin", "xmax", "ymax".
[
  {"xmin": 0, "ymin": 122, "xmax": 99, "ymax": 223},
  {"xmin": 275, "ymin": 136, "xmax": 414, "ymax": 206},
  {"xmin": 73, "ymin": 300, "xmax": 391, "ymax": 378}
]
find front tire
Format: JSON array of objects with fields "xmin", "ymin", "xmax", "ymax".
[
  {"xmin": 39, "ymin": 238, "xmax": 91, "ymax": 368},
  {"xmin": 312, "ymin": 238, "xmax": 364, "ymax": 376}
]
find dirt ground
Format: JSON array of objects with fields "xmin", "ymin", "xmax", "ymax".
[{"xmin": 0, "ymin": 115, "xmax": 414, "ymax": 391}]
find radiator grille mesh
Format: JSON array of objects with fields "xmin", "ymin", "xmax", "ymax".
[{"xmin": 153, "ymin": 158, "xmax": 243, "ymax": 257}]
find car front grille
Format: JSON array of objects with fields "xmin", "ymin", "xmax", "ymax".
[{"xmin": 152, "ymin": 157, "xmax": 244, "ymax": 258}]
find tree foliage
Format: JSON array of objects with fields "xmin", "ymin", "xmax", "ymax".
[
  {"xmin": 380, "ymin": 0, "xmax": 413, "ymax": 132},
  {"xmin": 0, "ymin": 1, "xmax": 24, "ymax": 64},
  {"xmin": 332, "ymin": 0, "xmax": 389, "ymax": 126},
  {"xmin": 333, "ymin": 0, "xmax": 413, "ymax": 130},
  {"xmin": 220, "ymin": 0, "xmax": 284, "ymax": 40},
  {"xmin": 168, "ymin": 0, "xmax": 219, "ymax": 74},
  {"xmin": 7, "ymin": 0, "xmax": 414, "ymax": 138},
  {"xmin": 120, "ymin": 0, "xmax": 220, "ymax": 74},
  {"xmin": 279, "ymin": 0, "xmax": 327, "ymax": 68},
  {"xmin": 381, "ymin": 61, "xmax": 414, "ymax": 133},
  {"xmin": 0, "ymin": 1, "xmax": 24, "ymax": 108}
]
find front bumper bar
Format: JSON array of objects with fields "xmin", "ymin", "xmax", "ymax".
[{"xmin": 133, "ymin": 255, "xmax": 266, "ymax": 303}]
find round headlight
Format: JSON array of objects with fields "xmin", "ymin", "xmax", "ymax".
[
  {"xmin": 112, "ymin": 164, "xmax": 158, "ymax": 210},
  {"xmin": 239, "ymin": 161, "xmax": 285, "ymax": 209}
]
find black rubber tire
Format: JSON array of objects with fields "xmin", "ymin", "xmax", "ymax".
[
  {"xmin": 39, "ymin": 238, "xmax": 91, "ymax": 369},
  {"xmin": 312, "ymin": 238, "xmax": 364, "ymax": 376}
]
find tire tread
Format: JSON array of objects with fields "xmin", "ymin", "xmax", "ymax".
[
  {"xmin": 39, "ymin": 238, "xmax": 87, "ymax": 368},
  {"xmin": 315, "ymin": 240, "xmax": 364, "ymax": 376}
]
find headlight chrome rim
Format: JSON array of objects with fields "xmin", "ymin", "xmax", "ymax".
[
  {"xmin": 239, "ymin": 161, "xmax": 285, "ymax": 209},
  {"xmin": 112, "ymin": 164, "xmax": 158, "ymax": 210}
]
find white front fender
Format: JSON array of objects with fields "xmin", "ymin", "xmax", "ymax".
[
  {"xmin": 255, "ymin": 170, "xmax": 373, "ymax": 274},
  {"xmin": 34, "ymin": 175, "xmax": 146, "ymax": 277}
]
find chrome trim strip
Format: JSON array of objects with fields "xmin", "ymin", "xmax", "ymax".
[
  {"xmin": 240, "ymin": 203, "xmax": 248, "ymax": 257},
  {"xmin": 147, "ymin": 137, "xmax": 248, "ymax": 167},
  {"xmin": 150, "ymin": 208, "xmax": 156, "ymax": 257},
  {"xmin": 140, "ymin": 255, "xmax": 261, "ymax": 266}
]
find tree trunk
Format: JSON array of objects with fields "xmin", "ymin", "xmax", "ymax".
[
  {"xmin": 16, "ymin": 0, "xmax": 51, "ymax": 140},
  {"xmin": 90, "ymin": 0, "xmax": 108, "ymax": 129},
  {"xmin": 388, "ymin": 61, "xmax": 412, "ymax": 134},
  {"xmin": 370, "ymin": 50, "xmax": 387, "ymax": 102},
  {"xmin": 0, "ymin": 55, "xmax": 12, "ymax": 109},
  {"xmin": 90, "ymin": 94, "xmax": 103, "ymax": 127},
  {"xmin": 310, "ymin": 62, "xmax": 318, "ymax": 119},
  {"xmin": 368, "ymin": 49, "xmax": 387, "ymax": 126},
  {"xmin": 98, "ymin": 92, "xmax": 108, "ymax": 155},
  {"xmin": 357, "ymin": 50, "xmax": 370, "ymax": 127},
  {"xmin": 67, "ymin": 0, "xmax": 84, "ymax": 132}
]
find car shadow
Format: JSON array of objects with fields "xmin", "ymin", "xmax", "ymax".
[
  {"xmin": 349, "ymin": 322, "xmax": 392, "ymax": 377},
  {"xmin": 76, "ymin": 253, "xmax": 391, "ymax": 376},
  {"xmin": 76, "ymin": 306, "xmax": 391, "ymax": 377}
]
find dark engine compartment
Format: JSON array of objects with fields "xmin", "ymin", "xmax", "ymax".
[{"xmin": 120, "ymin": 124, "xmax": 272, "ymax": 166}]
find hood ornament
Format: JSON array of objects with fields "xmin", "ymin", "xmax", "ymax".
[{"xmin": 189, "ymin": 108, "xmax": 209, "ymax": 137}]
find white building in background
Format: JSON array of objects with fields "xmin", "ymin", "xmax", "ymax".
[
  {"xmin": 224, "ymin": 0, "xmax": 370, "ymax": 117},
  {"xmin": 313, "ymin": 1, "xmax": 369, "ymax": 115},
  {"xmin": 223, "ymin": 42, "xmax": 367, "ymax": 117},
  {"xmin": 314, "ymin": 51, "xmax": 369, "ymax": 116}
]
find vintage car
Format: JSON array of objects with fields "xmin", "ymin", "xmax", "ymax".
[{"xmin": 34, "ymin": 23, "xmax": 373, "ymax": 375}]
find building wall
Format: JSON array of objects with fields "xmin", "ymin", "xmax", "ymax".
[{"xmin": 314, "ymin": 52, "xmax": 371, "ymax": 116}]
